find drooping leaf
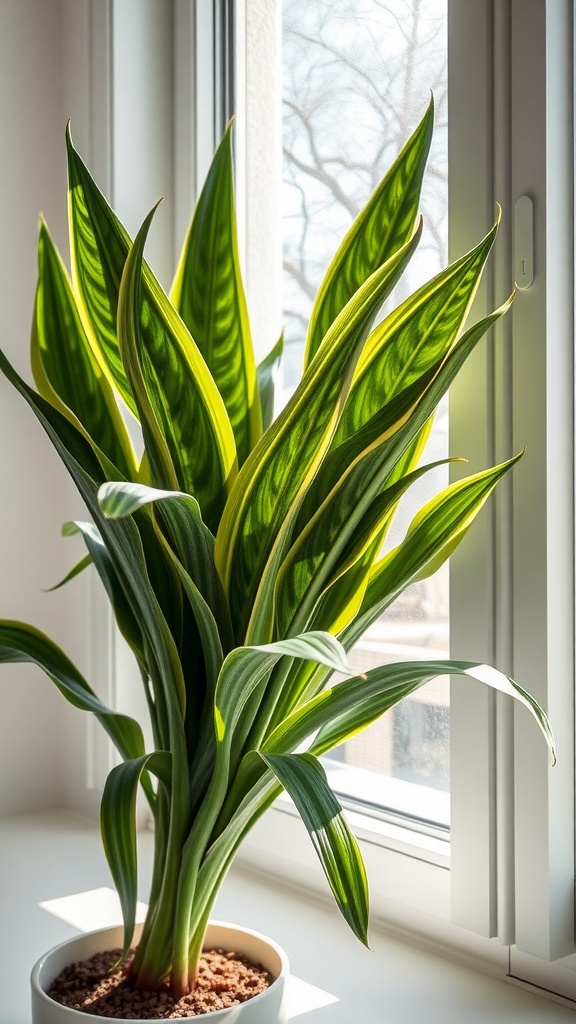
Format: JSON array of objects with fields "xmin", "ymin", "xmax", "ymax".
[
  {"xmin": 0, "ymin": 621, "xmax": 146, "ymax": 766},
  {"xmin": 98, "ymin": 481, "xmax": 233, "ymax": 655},
  {"xmin": 101, "ymin": 752, "xmax": 172, "ymax": 960},
  {"xmin": 0, "ymin": 348, "xmax": 188, "ymax": 759},
  {"xmin": 259, "ymin": 752, "xmax": 369, "ymax": 943},
  {"xmin": 200, "ymin": 633, "xmax": 353, "ymax": 800},
  {"xmin": 171, "ymin": 122, "xmax": 261, "ymax": 464},
  {"xmin": 165, "ymin": 629, "xmax": 357, "ymax": 989},
  {"xmin": 264, "ymin": 660, "xmax": 555, "ymax": 768},
  {"xmin": 214, "ymin": 631, "xmax": 353, "ymax": 774}
]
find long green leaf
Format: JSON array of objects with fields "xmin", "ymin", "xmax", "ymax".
[
  {"xmin": 99, "ymin": 482, "xmax": 227, "ymax": 728},
  {"xmin": 333, "ymin": 216, "xmax": 500, "ymax": 450},
  {"xmin": 343, "ymin": 454, "xmax": 523, "ymax": 652},
  {"xmin": 117, "ymin": 204, "xmax": 179, "ymax": 494},
  {"xmin": 277, "ymin": 299, "xmax": 515, "ymax": 660},
  {"xmin": 304, "ymin": 98, "xmax": 433, "ymax": 369},
  {"xmin": 272, "ymin": 453, "xmax": 523, "ymax": 733},
  {"xmin": 171, "ymin": 122, "xmax": 261, "ymax": 464},
  {"xmin": 216, "ymin": 226, "xmax": 422, "ymax": 642},
  {"xmin": 276, "ymin": 456, "xmax": 459, "ymax": 639},
  {"xmin": 32, "ymin": 218, "xmax": 136, "ymax": 480},
  {"xmin": 169, "ymin": 629, "xmax": 355, "ymax": 987},
  {"xmin": 308, "ymin": 425, "xmax": 434, "ymax": 636},
  {"xmin": 101, "ymin": 752, "xmax": 172, "ymax": 960},
  {"xmin": 67, "ymin": 129, "xmax": 238, "ymax": 531},
  {"xmin": 292, "ymin": 220, "xmax": 503, "ymax": 541},
  {"xmin": 259, "ymin": 752, "xmax": 369, "ymax": 943},
  {"xmin": 295, "ymin": 368, "xmax": 439, "ymax": 537},
  {"xmin": 264, "ymin": 660, "xmax": 555, "ymax": 767},
  {"xmin": 0, "ymin": 347, "xmax": 187, "ymax": 764},
  {"xmin": 66, "ymin": 124, "xmax": 136, "ymax": 414},
  {"xmin": 118, "ymin": 206, "xmax": 238, "ymax": 529},
  {"xmin": 0, "ymin": 621, "xmax": 146, "ymax": 766}
]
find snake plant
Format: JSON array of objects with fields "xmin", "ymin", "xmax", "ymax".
[{"xmin": 0, "ymin": 100, "xmax": 554, "ymax": 998}]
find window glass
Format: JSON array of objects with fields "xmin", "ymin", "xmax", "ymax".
[{"xmin": 282, "ymin": 0, "xmax": 449, "ymax": 825}]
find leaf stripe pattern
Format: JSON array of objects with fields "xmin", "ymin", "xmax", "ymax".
[
  {"xmin": 279, "ymin": 297, "xmax": 516, "ymax": 645},
  {"xmin": 275, "ymin": 457, "xmax": 455, "ymax": 639},
  {"xmin": 67, "ymin": 129, "xmax": 238, "ymax": 531},
  {"xmin": 33, "ymin": 218, "xmax": 135, "ymax": 479},
  {"xmin": 67, "ymin": 125, "xmax": 136, "ymax": 414},
  {"xmin": 304, "ymin": 98, "xmax": 434, "ymax": 369},
  {"xmin": 171, "ymin": 123, "xmax": 261, "ymax": 466},
  {"xmin": 216, "ymin": 228, "xmax": 422, "ymax": 641},
  {"xmin": 333, "ymin": 218, "xmax": 499, "ymax": 445},
  {"xmin": 260, "ymin": 752, "xmax": 369, "ymax": 943}
]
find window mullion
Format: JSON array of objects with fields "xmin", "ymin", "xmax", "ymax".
[
  {"xmin": 238, "ymin": 0, "xmax": 282, "ymax": 362},
  {"xmin": 511, "ymin": 0, "xmax": 575, "ymax": 963},
  {"xmin": 492, "ymin": 0, "xmax": 515, "ymax": 950},
  {"xmin": 448, "ymin": 0, "xmax": 498, "ymax": 940}
]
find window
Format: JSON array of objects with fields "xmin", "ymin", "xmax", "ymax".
[
  {"xmin": 281, "ymin": 0, "xmax": 451, "ymax": 834},
  {"xmin": 237, "ymin": 0, "xmax": 576, "ymax": 999}
]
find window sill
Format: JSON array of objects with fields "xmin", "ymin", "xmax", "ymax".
[{"xmin": 1, "ymin": 810, "xmax": 574, "ymax": 1023}]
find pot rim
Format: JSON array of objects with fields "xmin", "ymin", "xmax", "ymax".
[{"xmin": 31, "ymin": 920, "xmax": 289, "ymax": 1022}]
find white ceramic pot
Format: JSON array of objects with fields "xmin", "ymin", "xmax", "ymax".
[{"xmin": 31, "ymin": 921, "xmax": 289, "ymax": 1024}]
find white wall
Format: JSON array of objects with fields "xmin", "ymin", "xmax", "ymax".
[
  {"xmin": 0, "ymin": 0, "xmax": 198, "ymax": 818},
  {"xmin": 0, "ymin": 0, "xmax": 92, "ymax": 815}
]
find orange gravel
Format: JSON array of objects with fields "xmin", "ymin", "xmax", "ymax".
[{"xmin": 47, "ymin": 946, "xmax": 271, "ymax": 1018}]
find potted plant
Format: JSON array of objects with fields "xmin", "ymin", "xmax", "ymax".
[{"xmin": 0, "ymin": 100, "xmax": 554, "ymax": 1022}]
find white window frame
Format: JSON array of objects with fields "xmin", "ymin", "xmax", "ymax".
[
  {"xmin": 63, "ymin": 0, "xmax": 576, "ymax": 1002},
  {"xmin": 449, "ymin": 0, "xmax": 575, "ymax": 971}
]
